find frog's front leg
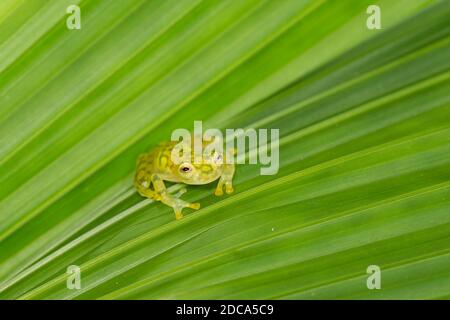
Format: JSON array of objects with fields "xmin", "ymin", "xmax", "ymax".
[
  {"xmin": 215, "ymin": 163, "xmax": 235, "ymax": 196},
  {"xmin": 151, "ymin": 174, "xmax": 200, "ymax": 220}
]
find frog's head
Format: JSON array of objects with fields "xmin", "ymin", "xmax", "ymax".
[{"xmin": 176, "ymin": 152, "xmax": 223, "ymax": 185}]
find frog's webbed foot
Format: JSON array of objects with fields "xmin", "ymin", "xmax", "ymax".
[
  {"xmin": 165, "ymin": 197, "xmax": 200, "ymax": 220},
  {"xmin": 157, "ymin": 192, "xmax": 200, "ymax": 220},
  {"xmin": 164, "ymin": 187, "xmax": 200, "ymax": 219},
  {"xmin": 151, "ymin": 174, "xmax": 199, "ymax": 220}
]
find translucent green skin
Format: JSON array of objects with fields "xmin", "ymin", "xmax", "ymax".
[{"xmin": 134, "ymin": 140, "xmax": 235, "ymax": 220}]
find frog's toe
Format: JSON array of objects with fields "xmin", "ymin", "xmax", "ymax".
[
  {"xmin": 175, "ymin": 210, "xmax": 183, "ymax": 220},
  {"xmin": 172, "ymin": 201, "xmax": 187, "ymax": 220},
  {"xmin": 188, "ymin": 202, "xmax": 200, "ymax": 210},
  {"xmin": 225, "ymin": 182, "xmax": 234, "ymax": 194},
  {"xmin": 214, "ymin": 187, "xmax": 224, "ymax": 196},
  {"xmin": 173, "ymin": 201, "xmax": 200, "ymax": 220}
]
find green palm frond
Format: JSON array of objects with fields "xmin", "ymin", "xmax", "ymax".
[{"xmin": 0, "ymin": 0, "xmax": 449, "ymax": 299}]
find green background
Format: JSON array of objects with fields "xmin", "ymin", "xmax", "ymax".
[{"xmin": 0, "ymin": 0, "xmax": 449, "ymax": 299}]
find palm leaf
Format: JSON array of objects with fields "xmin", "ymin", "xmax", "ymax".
[{"xmin": 0, "ymin": 0, "xmax": 449, "ymax": 299}]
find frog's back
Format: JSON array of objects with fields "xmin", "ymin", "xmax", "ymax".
[
  {"xmin": 136, "ymin": 141, "xmax": 180, "ymax": 180},
  {"xmin": 153, "ymin": 141, "xmax": 179, "ymax": 173}
]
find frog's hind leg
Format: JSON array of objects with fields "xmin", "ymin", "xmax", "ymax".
[
  {"xmin": 135, "ymin": 170, "xmax": 161, "ymax": 200},
  {"xmin": 151, "ymin": 174, "xmax": 200, "ymax": 220}
]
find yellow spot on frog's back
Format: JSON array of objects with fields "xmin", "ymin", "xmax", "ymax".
[
  {"xmin": 201, "ymin": 165, "xmax": 212, "ymax": 172},
  {"xmin": 159, "ymin": 155, "xmax": 168, "ymax": 169}
]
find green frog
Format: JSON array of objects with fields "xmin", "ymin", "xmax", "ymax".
[{"xmin": 134, "ymin": 139, "xmax": 235, "ymax": 220}]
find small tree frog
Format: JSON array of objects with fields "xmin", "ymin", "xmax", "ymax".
[{"xmin": 134, "ymin": 139, "xmax": 235, "ymax": 220}]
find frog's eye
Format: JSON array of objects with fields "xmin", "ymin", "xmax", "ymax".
[{"xmin": 179, "ymin": 163, "xmax": 193, "ymax": 173}]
